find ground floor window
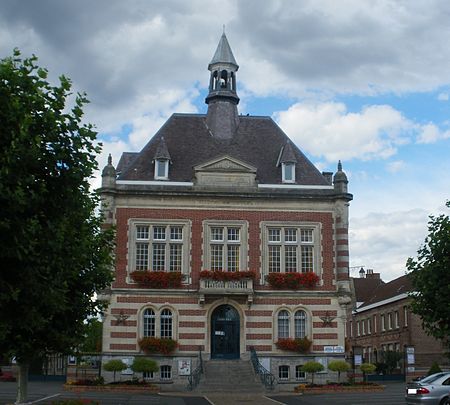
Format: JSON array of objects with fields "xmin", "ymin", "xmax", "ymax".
[
  {"xmin": 160, "ymin": 365, "xmax": 172, "ymax": 380},
  {"xmin": 143, "ymin": 371, "xmax": 154, "ymax": 379},
  {"xmin": 278, "ymin": 365, "xmax": 289, "ymax": 380},
  {"xmin": 295, "ymin": 365, "xmax": 306, "ymax": 380}
]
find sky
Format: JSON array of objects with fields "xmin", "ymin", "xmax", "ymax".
[{"xmin": 1, "ymin": 0, "xmax": 449, "ymax": 281}]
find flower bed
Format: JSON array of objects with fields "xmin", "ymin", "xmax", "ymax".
[
  {"xmin": 267, "ymin": 272, "xmax": 319, "ymax": 289},
  {"xmin": 276, "ymin": 337, "xmax": 312, "ymax": 353},
  {"xmin": 294, "ymin": 382, "xmax": 384, "ymax": 394},
  {"xmin": 138, "ymin": 337, "xmax": 178, "ymax": 355},
  {"xmin": 130, "ymin": 271, "xmax": 182, "ymax": 288},
  {"xmin": 199, "ymin": 270, "xmax": 256, "ymax": 281},
  {"xmin": 64, "ymin": 384, "xmax": 158, "ymax": 393}
]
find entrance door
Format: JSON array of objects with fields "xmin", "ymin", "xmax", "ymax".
[{"xmin": 211, "ymin": 305, "xmax": 240, "ymax": 359}]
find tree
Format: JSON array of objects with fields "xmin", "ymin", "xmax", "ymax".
[
  {"xmin": 427, "ymin": 361, "xmax": 442, "ymax": 376},
  {"xmin": 103, "ymin": 360, "xmax": 127, "ymax": 382},
  {"xmin": 0, "ymin": 50, "xmax": 114, "ymax": 403},
  {"xmin": 131, "ymin": 357, "xmax": 158, "ymax": 380},
  {"xmin": 79, "ymin": 319, "xmax": 103, "ymax": 353},
  {"xmin": 360, "ymin": 363, "xmax": 376, "ymax": 382},
  {"xmin": 302, "ymin": 361, "xmax": 324, "ymax": 385},
  {"xmin": 407, "ymin": 201, "xmax": 450, "ymax": 351},
  {"xmin": 328, "ymin": 360, "xmax": 350, "ymax": 383}
]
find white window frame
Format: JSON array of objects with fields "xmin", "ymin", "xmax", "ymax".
[
  {"xmin": 160, "ymin": 365, "xmax": 172, "ymax": 380},
  {"xmin": 388, "ymin": 313, "xmax": 393, "ymax": 330},
  {"xmin": 276, "ymin": 308, "xmax": 310, "ymax": 341},
  {"xmin": 154, "ymin": 159, "xmax": 169, "ymax": 180},
  {"xmin": 381, "ymin": 314, "xmax": 385, "ymax": 332},
  {"xmin": 282, "ymin": 162, "xmax": 295, "ymax": 183},
  {"xmin": 404, "ymin": 306, "xmax": 408, "ymax": 327},
  {"xmin": 395, "ymin": 311, "xmax": 399, "ymax": 329},
  {"xmin": 295, "ymin": 365, "xmax": 306, "ymax": 381},
  {"xmin": 203, "ymin": 220, "xmax": 248, "ymax": 272},
  {"xmin": 367, "ymin": 317, "xmax": 371, "ymax": 335},
  {"xmin": 373, "ymin": 314, "xmax": 377, "ymax": 333},
  {"xmin": 140, "ymin": 307, "xmax": 177, "ymax": 340},
  {"xmin": 261, "ymin": 221, "xmax": 321, "ymax": 283},
  {"xmin": 357, "ymin": 320, "xmax": 360, "ymax": 336},
  {"xmin": 278, "ymin": 365, "xmax": 290, "ymax": 380},
  {"xmin": 129, "ymin": 219, "xmax": 191, "ymax": 279}
]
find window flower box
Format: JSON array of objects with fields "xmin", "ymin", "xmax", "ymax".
[
  {"xmin": 130, "ymin": 271, "xmax": 182, "ymax": 288},
  {"xmin": 276, "ymin": 337, "xmax": 312, "ymax": 353},
  {"xmin": 138, "ymin": 337, "xmax": 178, "ymax": 355},
  {"xmin": 199, "ymin": 270, "xmax": 257, "ymax": 281},
  {"xmin": 267, "ymin": 272, "xmax": 319, "ymax": 289}
]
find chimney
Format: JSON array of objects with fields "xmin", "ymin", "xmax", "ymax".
[{"xmin": 365, "ymin": 269, "xmax": 381, "ymax": 279}]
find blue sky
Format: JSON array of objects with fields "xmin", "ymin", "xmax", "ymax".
[{"xmin": 1, "ymin": 0, "xmax": 449, "ymax": 281}]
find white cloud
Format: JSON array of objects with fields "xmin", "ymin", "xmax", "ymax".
[
  {"xmin": 416, "ymin": 123, "xmax": 450, "ymax": 144},
  {"xmin": 274, "ymin": 102, "xmax": 412, "ymax": 162},
  {"xmin": 349, "ymin": 209, "xmax": 430, "ymax": 281},
  {"xmin": 386, "ymin": 160, "xmax": 406, "ymax": 173},
  {"xmin": 437, "ymin": 92, "xmax": 449, "ymax": 101}
]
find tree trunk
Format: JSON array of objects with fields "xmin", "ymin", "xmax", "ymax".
[{"xmin": 16, "ymin": 362, "xmax": 29, "ymax": 404}]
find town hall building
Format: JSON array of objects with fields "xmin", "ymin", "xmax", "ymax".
[{"xmin": 99, "ymin": 33, "xmax": 353, "ymax": 389}]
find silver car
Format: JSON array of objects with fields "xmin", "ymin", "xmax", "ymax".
[{"xmin": 405, "ymin": 372, "xmax": 450, "ymax": 404}]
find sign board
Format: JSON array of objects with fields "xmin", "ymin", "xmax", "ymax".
[
  {"xmin": 68, "ymin": 356, "xmax": 77, "ymax": 365},
  {"xmin": 178, "ymin": 359, "xmax": 191, "ymax": 376},
  {"xmin": 259, "ymin": 357, "xmax": 270, "ymax": 372},
  {"xmin": 408, "ymin": 366, "xmax": 415, "ymax": 372},
  {"xmin": 324, "ymin": 345, "xmax": 345, "ymax": 353},
  {"xmin": 407, "ymin": 353, "xmax": 415, "ymax": 365},
  {"xmin": 354, "ymin": 354, "xmax": 362, "ymax": 366},
  {"xmin": 215, "ymin": 330, "xmax": 225, "ymax": 336},
  {"xmin": 121, "ymin": 357, "xmax": 134, "ymax": 375}
]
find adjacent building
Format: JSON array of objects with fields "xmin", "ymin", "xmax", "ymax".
[
  {"xmin": 99, "ymin": 33, "xmax": 353, "ymax": 388},
  {"xmin": 348, "ymin": 270, "xmax": 449, "ymax": 377}
]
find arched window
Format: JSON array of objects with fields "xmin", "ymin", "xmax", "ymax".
[
  {"xmin": 294, "ymin": 310, "xmax": 307, "ymax": 338},
  {"xmin": 143, "ymin": 308, "xmax": 155, "ymax": 337},
  {"xmin": 160, "ymin": 309, "xmax": 173, "ymax": 339},
  {"xmin": 278, "ymin": 310, "xmax": 290, "ymax": 339}
]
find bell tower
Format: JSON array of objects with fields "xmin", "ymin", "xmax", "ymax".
[{"xmin": 205, "ymin": 32, "xmax": 240, "ymax": 139}]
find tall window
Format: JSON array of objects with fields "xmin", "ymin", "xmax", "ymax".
[
  {"xmin": 373, "ymin": 314, "xmax": 377, "ymax": 333},
  {"xmin": 160, "ymin": 309, "xmax": 173, "ymax": 339},
  {"xmin": 404, "ymin": 306, "xmax": 408, "ymax": 327},
  {"xmin": 143, "ymin": 309, "xmax": 155, "ymax": 337},
  {"xmin": 295, "ymin": 365, "xmax": 306, "ymax": 380},
  {"xmin": 367, "ymin": 318, "xmax": 371, "ymax": 334},
  {"xmin": 395, "ymin": 311, "xmax": 399, "ymax": 329},
  {"xmin": 267, "ymin": 226, "xmax": 315, "ymax": 273},
  {"xmin": 294, "ymin": 310, "xmax": 306, "ymax": 338},
  {"xmin": 160, "ymin": 365, "xmax": 172, "ymax": 380},
  {"xmin": 381, "ymin": 314, "xmax": 385, "ymax": 332},
  {"xmin": 204, "ymin": 222, "xmax": 248, "ymax": 272},
  {"xmin": 388, "ymin": 313, "xmax": 393, "ymax": 330},
  {"xmin": 282, "ymin": 162, "xmax": 295, "ymax": 183},
  {"xmin": 278, "ymin": 310, "xmax": 290, "ymax": 338},
  {"xmin": 154, "ymin": 159, "xmax": 169, "ymax": 180},
  {"xmin": 279, "ymin": 365, "xmax": 289, "ymax": 380},
  {"xmin": 134, "ymin": 224, "xmax": 185, "ymax": 272}
]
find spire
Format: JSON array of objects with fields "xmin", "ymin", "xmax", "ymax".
[
  {"xmin": 205, "ymin": 32, "xmax": 240, "ymax": 139},
  {"xmin": 208, "ymin": 32, "xmax": 239, "ymax": 70},
  {"xmin": 153, "ymin": 137, "xmax": 171, "ymax": 161}
]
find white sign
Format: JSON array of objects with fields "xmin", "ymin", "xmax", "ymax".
[
  {"xmin": 121, "ymin": 357, "xmax": 134, "ymax": 375},
  {"xmin": 407, "ymin": 353, "xmax": 415, "ymax": 365},
  {"xmin": 354, "ymin": 354, "xmax": 362, "ymax": 366},
  {"xmin": 215, "ymin": 330, "xmax": 225, "ymax": 336},
  {"xmin": 178, "ymin": 359, "xmax": 191, "ymax": 376},
  {"xmin": 324, "ymin": 346, "xmax": 345, "ymax": 353}
]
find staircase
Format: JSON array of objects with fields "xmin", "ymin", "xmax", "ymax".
[{"xmin": 196, "ymin": 359, "xmax": 264, "ymax": 393}]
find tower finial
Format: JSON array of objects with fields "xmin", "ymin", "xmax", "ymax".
[
  {"xmin": 108, "ymin": 153, "xmax": 112, "ymax": 166},
  {"xmin": 223, "ymin": 24, "xmax": 225, "ymax": 34}
]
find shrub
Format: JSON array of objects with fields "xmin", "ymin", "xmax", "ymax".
[
  {"xmin": 199, "ymin": 270, "xmax": 257, "ymax": 281},
  {"xmin": 360, "ymin": 363, "xmax": 377, "ymax": 382},
  {"xmin": 103, "ymin": 359, "xmax": 127, "ymax": 382},
  {"xmin": 328, "ymin": 360, "xmax": 351, "ymax": 383},
  {"xmin": 276, "ymin": 337, "xmax": 312, "ymax": 353},
  {"xmin": 131, "ymin": 357, "xmax": 158, "ymax": 377},
  {"xmin": 267, "ymin": 272, "xmax": 319, "ymax": 289},
  {"xmin": 301, "ymin": 361, "xmax": 324, "ymax": 384},
  {"xmin": 130, "ymin": 271, "xmax": 183, "ymax": 288},
  {"xmin": 138, "ymin": 337, "xmax": 178, "ymax": 355},
  {"xmin": 427, "ymin": 361, "xmax": 442, "ymax": 375}
]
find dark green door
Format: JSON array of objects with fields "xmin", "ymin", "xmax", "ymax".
[{"xmin": 211, "ymin": 305, "xmax": 240, "ymax": 359}]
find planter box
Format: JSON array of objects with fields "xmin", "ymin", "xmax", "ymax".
[
  {"xmin": 64, "ymin": 384, "xmax": 159, "ymax": 393},
  {"xmin": 295, "ymin": 384, "xmax": 384, "ymax": 394}
]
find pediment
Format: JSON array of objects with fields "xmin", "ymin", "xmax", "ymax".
[{"xmin": 195, "ymin": 155, "xmax": 256, "ymax": 173}]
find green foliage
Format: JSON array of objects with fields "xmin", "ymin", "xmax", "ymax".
[
  {"xmin": 0, "ymin": 50, "xmax": 114, "ymax": 401},
  {"xmin": 79, "ymin": 319, "xmax": 103, "ymax": 353},
  {"xmin": 407, "ymin": 201, "xmax": 450, "ymax": 350},
  {"xmin": 301, "ymin": 361, "xmax": 324, "ymax": 384},
  {"xmin": 131, "ymin": 357, "xmax": 158, "ymax": 375},
  {"xmin": 360, "ymin": 362, "xmax": 376, "ymax": 382},
  {"xmin": 103, "ymin": 360, "xmax": 127, "ymax": 382},
  {"xmin": 384, "ymin": 351, "xmax": 403, "ymax": 374},
  {"xmin": 427, "ymin": 361, "xmax": 442, "ymax": 375},
  {"xmin": 328, "ymin": 360, "xmax": 351, "ymax": 382}
]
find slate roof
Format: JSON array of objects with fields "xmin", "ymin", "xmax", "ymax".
[
  {"xmin": 358, "ymin": 275, "xmax": 412, "ymax": 310},
  {"xmin": 116, "ymin": 152, "xmax": 138, "ymax": 174},
  {"xmin": 209, "ymin": 32, "xmax": 238, "ymax": 69},
  {"xmin": 117, "ymin": 113, "xmax": 330, "ymax": 186},
  {"xmin": 353, "ymin": 277, "xmax": 385, "ymax": 304}
]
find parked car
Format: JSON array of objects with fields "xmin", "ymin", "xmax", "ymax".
[{"xmin": 405, "ymin": 372, "xmax": 450, "ymax": 404}]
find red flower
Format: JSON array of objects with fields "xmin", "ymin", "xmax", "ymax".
[
  {"xmin": 267, "ymin": 272, "xmax": 319, "ymax": 290},
  {"xmin": 138, "ymin": 337, "xmax": 178, "ymax": 355},
  {"xmin": 276, "ymin": 337, "xmax": 312, "ymax": 353},
  {"xmin": 130, "ymin": 271, "xmax": 182, "ymax": 288}
]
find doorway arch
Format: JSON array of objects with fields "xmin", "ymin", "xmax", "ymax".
[{"xmin": 210, "ymin": 304, "xmax": 240, "ymax": 359}]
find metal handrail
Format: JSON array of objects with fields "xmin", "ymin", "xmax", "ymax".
[
  {"xmin": 187, "ymin": 347, "xmax": 203, "ymax": 391},
  {"xmin": 250, "ymin": 346, "xmax": 277, "ymax": 390}
]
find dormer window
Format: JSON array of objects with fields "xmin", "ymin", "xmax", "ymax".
[
  {"xmin": 282, "ymin": 162, "xmax": 295, "ymax": 183},
  {"xmin": 155, "ymin": 159, "xmax": 169, "ymax": 180}
]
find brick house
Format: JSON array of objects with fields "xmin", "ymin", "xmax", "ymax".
[
  {"xmin": 348, "ymin": 270, "xmax": 449, "ymax": 377},
  {"xmin": 99, "ymin": 33, "xmax": 353, "ymax": 388}
]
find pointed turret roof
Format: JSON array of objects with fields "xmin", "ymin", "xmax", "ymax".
[
  {"xmin": 208, "ymin": 32, "xmax": 238, "ymax": 69},
  {"xmin": 279, "ymin": 142, "xmax": 298, "ymax": 164},
  {"xmin": 153, "ymin": 136, "xmax": 171, "ymax": 161}
]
